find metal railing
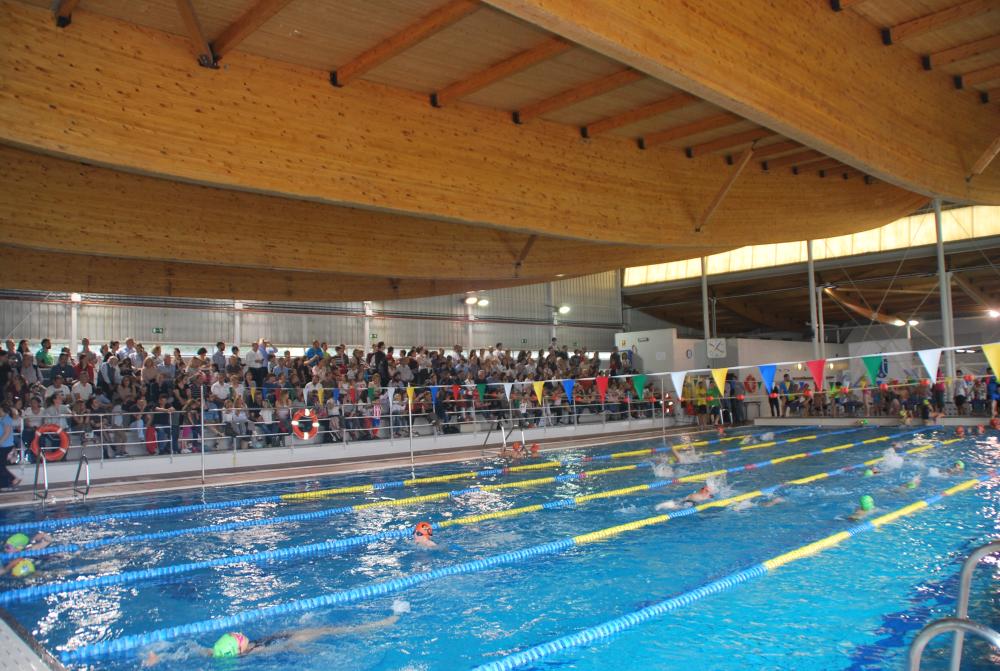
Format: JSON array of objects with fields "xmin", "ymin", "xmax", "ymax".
[
  {"xmin": 73, "ymin": 455, "xmax": 90, "ymax": 500},
  {"xmin": 948, "ymin": 539, "xmax": 1000, "ymax": 671},
  {"xmin": 32, "ymin": 456, "xmax": 48, "ymax": 501},
  {"xmin": 909, "ymin": 618, "xmax": 1000, "ymax": 671}
]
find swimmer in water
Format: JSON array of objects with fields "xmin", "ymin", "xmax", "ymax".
[
  {"xmin": 895, "ymin": 474, "xmax": 921, "ymax": 493},
  {"xmin": 848, "ymin": 495, "xmax": 876, "ymax": 521},
  {"xmin": 862, "ymin": 467, "xmax": 880, "ymax": 477},
  {"xmin": 945, "ymin": 460, "xmax": 966, "ymax": 475},
  {"xmin": 530, "ymin": 443, "xmax": 540, "ymax": 458},
  {"xmin": 685, "ymin": 485, "xmax": 713, "ymax": 505},
  {"xmin": 0, "ymin": 557, "xmax": 37, "ymax": 578},
  {"xmin": 413, "ymin": 521, "xmax": 437, "ymax": 548},
  {"xmin": 4, "ymin": 532, "xmax": 52, "ymax": 554},
  {"xmin": 761, "ymin": 495, "xmax": 786, "ymax": 507},
  {"xmin": 142, "ymin": 614, "xmax": 401, "ymax": 666}
]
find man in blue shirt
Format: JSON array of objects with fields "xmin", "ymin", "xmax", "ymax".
[{"xmin": 0, "ymin": 403, "xmax": 18, "ymax": 489}]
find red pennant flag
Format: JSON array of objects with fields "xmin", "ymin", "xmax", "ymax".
[
  {"xmin": 452, "ymin": 384, "xmax": 461, "ymax": 400},
  {"xmin": 595, "ymin": 375, "xmax": 609, "ymax": 402},
  {"xmin": 349, "ymin": 386, "xmax": 357, "ymax": 403},
  {"xmin": 806, "ymin": 359, "xmax": 827, "ymax": 390}
]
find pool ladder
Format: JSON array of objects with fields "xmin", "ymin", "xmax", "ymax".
[
  {"xmin": 31, "ymin": 454, "xmax": 90, "ymax": 502},
  {"xmin": 908, "ymin": 540, "xmax": 1000, "ymax": 670}
]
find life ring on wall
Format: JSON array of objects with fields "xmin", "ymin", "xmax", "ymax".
[
  {"xmin": 291, "ymin": 408, "xmax": 319, "ymax": 440},
  {"xmin": 30, "ymin": 424, "xmax": 69, "ymax": 462},
  {"xmin": 744, "ymin": 375, "xmax": 757, "ymax": 394}
]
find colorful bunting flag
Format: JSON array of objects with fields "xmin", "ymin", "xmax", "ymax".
[
  {"xmin": 452, "ymin": 384, "xmax": 461, "ymax": 400},
  {"xmin": 349, "ymin": 386, "xmax": 357, "ymax": 403},
  {"xmin": 917, "ymin": 348, "xmax": 943, "ymax": 381},
  {"xmin": 984, "ymin": 343, "xmax": 1000, "ymax": 377},
  {"xmin": 595, "ymin": 375, "xmax": 609, "ymax": 402},
  {"xmin": 669, "ymin": 371, "xmax": 687, "ymax": 399},
  {"xmin": 757, "ymin": 364, "xmax": 776, "ymax": 393},
  {"xmin": 710, "ymin": 368, "xmax": 728, "ymax": 396},
  {"xmin": 405, "ymin": 386, "xmax": 414, "ymax": 405},
  {"xmin": 562, "ymin": 379, "xmax": 575, "ymax": 401},
  {"xmin": 332, "ymin": 387, "xmax": 340, "ymax": 402},
  {"xmin": 315, "ymin": 386, "xmax": 322, "ymax": 404},
  {"xmin": 862, "ymin": 355, "xmax": 883, "ymax": 384},
  {"xmin": 806, "ymin": 359, "xmax": 826, "ymax": 390},
  {"xmin": 476, "ymin": 383, "xmax": 487, "ymax": 401},
  {"xmin": 533, "ymin": 380, "xmax": 546, "ymax": 402},
  {"xmin": 632, "ymin": 374, "xmax": 647, "ymax": 397},
  {"xmin": 503, "ymin": 382, "xmax": 513, "ymax": 400}
]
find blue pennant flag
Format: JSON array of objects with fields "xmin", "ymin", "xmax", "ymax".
[
  {"xmin": 758, "ymin": 364, "xmax": 777, "ymax": 393},
  {"xmin": 331, "ymin": 387, "xmax": 341, "ymax": 402},
  {"xmin": 562, "ymin": 379, "xmax": 576, "ymax": 401},
  {"xmin": 430, "ymin": 385, "xmax": 440, "ymax": 406}
]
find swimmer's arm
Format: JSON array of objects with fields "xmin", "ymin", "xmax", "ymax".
[
  {"xmin": 142, "ymin": 647, "xmax": 212, "ymax": 666},
  {"xmin": 291, "ymin": 614, "xmax": 401, "ymax": 642}
]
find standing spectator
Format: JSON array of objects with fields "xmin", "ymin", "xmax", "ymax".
[
  {"xmin": 245, "ymin": 341, "xmax": 265, "ymax": 386},
  {"xmin": 35, "ymin": 338, "xmax": 54, "ymax": 368},
  {"xmin": 0, "ymin": 403, "xmax": 18, "ymax": 489},
  {"xmin": 116, "ymin": 338, "xmax": 137, "ymax": 365},
  {"xmin": 50, "ymin": 352, "xmax": 76, "ymax": 381},
  {"xmin": 0, "ymin": 350, "xmax": 10, "ymax": 394},
  {"xmin": 953, "ymin": 371, "xmax": 969, "ymax": 417},
  {"xmin": 21, "ymin": 396, "xmax": 44, "ymax": 459},
  {"xmin": 211, "ymin": 342, "xmax": 227, "ymax": 373}
]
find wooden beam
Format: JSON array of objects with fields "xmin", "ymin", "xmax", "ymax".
[
  {"xmin": 482, "ymin": 0, "xmax": 1000, "ymax": 202},
  {"xmin": 431, "ymin": 37, "xmax": 572, "ymax": 107},
  {"xmin": 54, "ymin": 0, "xmax": 79, "ymax": 27},
  {"xmin": 923, "ymin": 34, "xmax": 1000, "ymax": 70},
  {"xmin": 175, "ymin": 0, "xmax": 216, "ymax": 68},
  {"xmin": 0, "ymin": 2, "xmax": 932, "ymax": 251},
  {"xmin": 513, "ymin": 69, "xmax": 643, "ymax": 124},
  {"xmin": 696, "ymin": 146, "xmax": 754, "ymax": 233},
  {"xmin": 749, "ymin": 140, "xmax": 803, "ymax": 159},
  {"xmin": 824, "ymin": 288, "xmax": 905, "ymax": 326},
  {"xmin": 968, "ymin": 134, "xmax": 1000, "ymax": 180},
  {"xmin": 716, "ymin": 297, "xmax": 803, "ymax": 332},
  {"xmin": 838, "ymin": 167, "xmax": 866, "ymax": 179},
  {"xmin": 830, "ymin": 0, "xmax": 869, "ymax": 11},
  {"xmin": 882, "ymin": 0, "xmax": 996, "ymax": 46},
  {"xmin": 813, "ymin": 159, "xmax": 850, "ymax": 174},
  {"xmin": 685, "ymin": 128, "xmax": 776, "ymax": 158},
  {"xmin": 331, "ymin": 0, "xmax": 478, "ymax": 87},
  {"xmin": 513, "ymin": 234, "xmax": 538, "ymax": 276},
  {"xmin": 211, "ymin": 0, "xmax": 294, "ymax": 60},
  {"xmin": 639, "ymin": 113, "xmax": 742, "ymax": 150},
  {"xmin": 952, "ymin": 272, "xmax": 996, "ymax": 307},
  {"xmin": 762, "ymin": 150, "xmax": 825, "ymax": 171},
  {"xmin": 581, "ymin": 92, "xmax": 699, "ymax": 138},
  {"xmin": 955, "ymin": 63, "xmax": 1000, "ymax": 89},
  {"xmin": 981, "ymin": 87, "xmax": 1000, "ymax": 103}
]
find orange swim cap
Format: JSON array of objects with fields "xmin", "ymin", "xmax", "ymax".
[
  {"xmin": 414, "ymin": 521, "xmax": 433, "ymax": 537},
  {"xmin": 530, "ymin": 443, "xmax": 540, "ymax": 454}
]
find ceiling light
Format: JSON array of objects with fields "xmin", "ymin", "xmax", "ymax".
[
  {"xmin": 908, "ymin": 319, "xmax": 919, "ymax": 326},
  {"xmin": 477, "ymin": 298, "xmax": 489, "ymax": 307},
  {"xmin": 69, "ymin": 292, "xmax": 82, "ymax": 303},
  {"xmin": 557, "ymin": 305, "xmax": 571, "ymax": 315},
  {"xmin": 464, "ymin": 296, "xmax": 478, "ymax": 305},
  {"xmin": 989, "ymin": 309, "xmax": 1000, "ymax": 319},
  {"xmin": 234, "ymin": 301, "xmax": 244, "ymax": 311},
  {"xmin": 892, "ymin": 319, "xmax": 906, "ymax": 327}
]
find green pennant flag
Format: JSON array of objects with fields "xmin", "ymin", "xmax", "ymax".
[
  {"xmin": 476, "ymin": 383, "xmax": 487, "ymax": 400},
  {"xmin": 368, "ymin": 386, "xmax": 377, "ymax": 402},
  {"xmin": 862, "ymin": 355, "xmax": 882, "ymax": 385},
  {"xmin": 632, "ymin": 374, "xmax": 647, "ymax": 398}
]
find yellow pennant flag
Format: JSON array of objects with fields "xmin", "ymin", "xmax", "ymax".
[
  {"xmin": 249, "ymin": 386, "xmax": 256, "ymax": 402},
  {"xmin": 406, "ymin": 386, "xmax": 415, "ymax": 405},
  {"xmin": 533, "ymin": 380, "xmax": 546, "ymax": 402},
  {"xmin": 710, "ymin": 367, "xmax": 728, "ymax": 396},
  {"xmin": 317, "ymin": 386, "xmax": 324, "ymax": 404},
  {"xmin": 983, "ymin": 343, "xmax": 1000, "ymax": 377}
]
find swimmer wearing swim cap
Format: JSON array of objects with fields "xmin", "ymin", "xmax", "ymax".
[
  {"xmin": 143, "ymin": 614, "xmax": 402, "ymax": 666},
  {"xmin": 849, "ymin": 495, "xmax": 876, "ymax": 521},
  {"xmin": 413, "ymin": 521, "xmax": 437, "ymax": 548},
  {"xmin": 685, "ymin": 485, "xmax": 713, "ymax": 504},
  {"xmin": 895, "ymin": 475, "xmax": 921, "ymax": 493},
  {"xmin": 4, "ymin": 531, "xmax": 52, "ymax": 554},
  {"xmin": 946, "ymin": 460, "xmax": 966, "ymax": 475},
  {"xmin": 1, "ymin": 557, "xmax": 35, "ymax": 578}
]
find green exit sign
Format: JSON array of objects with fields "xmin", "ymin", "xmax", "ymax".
[
  {"xmin": 151, "ymin": 327, "xmax": 164, "ymax": 335},
  {"xmin": 521, "ymin": 338, "xmax": 528, "ymax": 344},
  {"xmin": 370, "ymin": 332, "xmax": 378, "ymax": 339}
]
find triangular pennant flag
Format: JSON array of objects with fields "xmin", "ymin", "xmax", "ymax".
[
  {"xmin": 917, "ymin": 348, "xmax": 943, "ymax": 380},
  {"xmin": 595, "ymin": 375, "xmax": 609, "ymax": 402},
  {"xmin": 405, "ymin": 386, "xmax": 414, "ymax": 404},
  {"xmin": 533, "ymin": 380, "xmax": 545, "ymax": 402},
  {"xmin": 476, "ymin": 383, "xmax": 487, "ymax": 400},
  {"xmin": 349, "ymin": 386, "xmax": 357, "ymax": 403},
  {"xmin": 862, "ymin": 355, "xmax": 882, "ymax": 384},
  {"xmin": 452, "ymin": 384, "xmax": 461, "ymax": 400},
  {"xmin": 562, "ymin": 379, "xmax": 575, "ymax": 400},
  {"xmin": 710, "ymin": 368, "xmax": 728, "ymax": 396},
  {"xmin": 316, "ymin": 386, "xmax": 322, "ymax": 404},
  {"xmin": 387, "ymin": 385, "xmax": 395, "ymax": 402},
  {"xmin": 632, "ymin": 374, "xmax": 647, "ymax": 397},
  {"xmin": 250, "ymin": 386, "xmax": 256, "ymax": 402},
  {"xmin": 806, "ymin": 359, "xmax": 826, "ymax": 390},
  {"xmin": 332, "ymin": 387, "xmax": 340, "ymax": 402},
  {"xmin": 503, "ymin": 382, "xmax": 513, "ymax": 400},
  {"xmin": 757, "ymin": 364, "xmax": 776, "ymax": 393},
  {"xmin": 984, "ymin": 343, "xmax": 1000, "ymax": 377},
  {"xmin": 430, "ymin": 385, "xmax": 439, "ymax": 406},
  {"xmin": 669, "ymin": 371, "xmax": 687, "ymax": 399},
  {"xmin": 368, "ymin": 386, "xmax": 377, "ymax": 402}
]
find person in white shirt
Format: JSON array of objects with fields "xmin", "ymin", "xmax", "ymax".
[
  {"xmin": 44, "ymin": 375, "xmax": 73, "ymax": 402},
  {"xmin": 210, "ymin": 373, "xmax": 231, "ymax": 406},
  {"xmin": 116, "ymin": 338, "xmax": 137, "ymax": 364},
  {"xmin": 953, "ymin": 370, "xmax": 970, "ymax": 417},
  {"xmin": 72, "ymin": 373, "xmax": 94, "ymax": 404},
  {"xmin": 303, "ymin": 374, "xmax": 323, "ymax": 404},
  {"xmin": 245, "ymin": 342, "xmax": 265, "ymax": 386}
]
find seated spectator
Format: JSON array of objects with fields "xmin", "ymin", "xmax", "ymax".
[
  {"xmin": 51, "ymin": 351, "xmax": 77, "ymax": 382},
  {"xmin": 45, "ymin": 375, "xmax": 73, "ymax": 402}
]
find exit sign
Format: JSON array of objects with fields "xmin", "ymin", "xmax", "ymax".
[
  {"xmin": 370, "ymin": 332, "xmax": 378, "ymax": 339},
  {"xmin": 151, "ymin": 327, "xmax": 164, "ymax": 335},
  {"xmin": 521, "ymin": 338, "xmax": 528, "ymax": 344}
]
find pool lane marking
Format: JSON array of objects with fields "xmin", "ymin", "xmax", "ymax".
[
  {"xmin": 6, "ymin": 429, "xmax": 934, "ymax": 616},
  {"xmin": 53, "ymin": 441, "xmax": 977, "ymax": 665},
  {"xmin": 1, "ymin": 428, "xmax": 913, "ymax": 561},
  {"xmin": 0, "ymin": 426, "xmax": 804, "ymax": 534},
  {"xmin": 471, "ymin": 470, "xmax": 989, "ymax": 671}
]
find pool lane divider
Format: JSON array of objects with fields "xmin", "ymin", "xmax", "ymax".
[
  {"xmin": 1, "ymin": 427, "xmax": 908, "ymax": 562},
  {"xmin": 0, "ymin": 426, "xmax": 814, "ymax": 535},
  {"xmin": 45, "ymin": 433, "xmax": 943, "ymax": 663},
  {"xmin": 470, "ymin": 471, "xmax": 992, "ymax": 671}
]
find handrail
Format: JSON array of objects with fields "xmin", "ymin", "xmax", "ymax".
[
  {"xmin": 949, "ymin": 539, "xmax": 1000, "ymax": 671},
  {"xmin": 72, "ymin": 455, "xmax": 90, "ymax": 500},
  {"xmin": 910, "ymin": 618, "xmax": 1000, "ymax": 671},
  {"xmin": 32, "ymin": 456, "xmax": 48, "ymax": 502}
]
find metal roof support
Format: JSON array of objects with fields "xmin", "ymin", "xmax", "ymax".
[
  {"xmin": 701, "ymin": 256, "xmax": 711, "ymax": 348},
  {"xmin": 935, "ymin": 198, "xmax": 957, "ymax": 379},
  {"xmin": 807, "ymin": 240, "xmax": 819, "ymax": 359}
]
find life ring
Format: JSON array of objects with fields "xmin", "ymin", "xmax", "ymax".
[
  {"xmin": 744, "ymin": 375, "xmax": 757, "ymax": 394},
  {"xmin": 31, "ymin": 424, "xmax": 69, "ymax": 462},
  {"xmin": 291, "ymin": 408, "xmax": 319, "ymax": 440}
]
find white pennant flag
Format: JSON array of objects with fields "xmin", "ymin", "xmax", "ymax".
[
  {"xmin": 503, "ymin": 382, "xmax": 513, "ymax": 400},
  {"xmin": 917, "ymin": 348, "xmax": 943, "ymax": 381},
  {"xmin": 669, "ymin": 371, "xmax": 688, "ymax": 399}
]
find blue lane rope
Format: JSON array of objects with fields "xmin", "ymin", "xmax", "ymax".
[
  {"xmin": 0, "ymin": 426, "xmax": 808, "ymax": 536},
  {"xmin": 53, "ymin": 429, "xmax": 938, "ymax": 664}
]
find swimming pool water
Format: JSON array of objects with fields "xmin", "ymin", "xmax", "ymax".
[{"xmin": 0, "ymin": 426, "xmax": 997, "ymax": 671}]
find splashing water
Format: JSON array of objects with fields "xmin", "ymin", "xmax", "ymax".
[
  {"xmin": 759, "ymin": 432, "xmax": 775, "ymax": 441},
  {"xmin": 392, "ymin": 599, "xmax": 411, "ymax": 615},
  {"xmin": 652, "ymin": 461, "xmax": 675, "ymax": 478},
  {"xmin": 879, "ymin": 447, "xmax": 905, "ymax": 471}
]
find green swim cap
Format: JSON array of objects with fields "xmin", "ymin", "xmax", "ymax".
[
  {"xmin": 860, "ymin": 495, "xmax": 875, "ymax": 511},
  {"xmin": 213, "ymin": 633, "xmax": 242, "ymax": 658},
  {"xmin": 10, "ymin": 558, "xmax": 35, "ymax": 578},
  {"xmin": 863, "ymin": 468, "xmax": 874, "ymax": 477},
  {"xmin": 954, "ymin": 460, "xmax": 965, "ymax": 471},
  {"xmin": 5, "ymin": 533, "xmax": 30, "ymax": 551},
  {"xmin": 906, "ymin": 480, "xmax": 917, "ymax": 489}
]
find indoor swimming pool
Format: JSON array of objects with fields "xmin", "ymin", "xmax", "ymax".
[{"xmin": 0, "ymin": 425, "xmax": 996, "ymax": 671}]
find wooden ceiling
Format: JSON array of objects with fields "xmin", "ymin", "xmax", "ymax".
[
  {"xmin": 1, "ymin": 0, "xmax": 998, "ymax": 301},
  {"xmin": 624, "ymin": 245, "xmax": 1000, "ymax": 337}
]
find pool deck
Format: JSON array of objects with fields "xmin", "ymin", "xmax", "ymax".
[
  {"xmin": 0, "ymin": 608, "xmax": 64, "ymax": 671},
  {"xmin": 0, "ymin": 423, "xmax": 709, "ymax": 508}
]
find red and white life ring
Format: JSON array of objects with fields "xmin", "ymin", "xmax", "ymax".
[
  {"xmin": 31, "ymin": 424, "xmax": 69, "ymax": 462},
  {"xmin": 291, "ymin": 408, "xmax": 319, "ymax": 440}
]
